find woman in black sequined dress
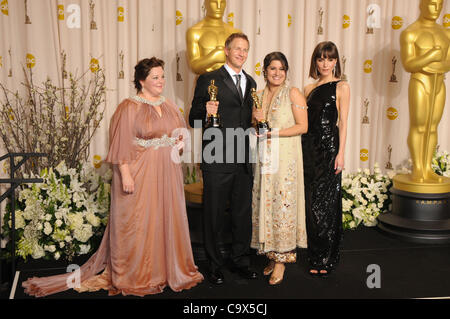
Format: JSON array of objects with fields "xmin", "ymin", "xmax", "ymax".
[{"xmin": 302, "ymin": 42, "xmax": 350, "ymax": 276}]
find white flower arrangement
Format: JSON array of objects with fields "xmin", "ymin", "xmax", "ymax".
[
  {"xmin": 432, "ymin": 149, "xmax": 450, "ymax": 178},
  {"xmin": 343, "ymin": 150, "xmax": 450, "ymax": 230},
  {"xmin": 2, "ymin": 161, "xmax": 111, "ymax": 262},
  {"xmin": 342, "ymin": 163, "xmax": 393, "ymax": 230}
]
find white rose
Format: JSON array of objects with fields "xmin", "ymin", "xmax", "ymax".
[
  {"xmin": 44, "ymin": 222, "xmax": 53, "ymax": 235},
  {"xmin": 79, "ymin": 244, "xmax": 91, "ymax": 255},
  {"xmin": 54, "ymin": 252, "xmax": 61, "ymax": 260},
  {"xmin": 59, "ymin": 241, "xmax": 65, "ymax": 248},
  {"xmin": 31, "ymin": 244, "xmax": 45, "ymax": 259},
  {"xmin": 74, "ymin": 224, "xmax": 93, "ymax": 243},
  {"xmin": 85, "ymin": 213, "xmax": 100, "ymax": 227},
  {"xmin": 55, "ymin": 220, "xmax": 63, "ymax": 227},
  {"xmin": 67, "ymin": 213, "xmax": 84, "ymax": 230}
]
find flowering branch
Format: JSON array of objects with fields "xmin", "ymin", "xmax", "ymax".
[{"xmin": 0, "ymin": 67, "xmax": 106, "ymax": 176}]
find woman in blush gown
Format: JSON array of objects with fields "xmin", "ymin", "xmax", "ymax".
[
  {"xmin": 22, "ymin": 57, "xmax": 203, "ymax": 297},
  {"xmin": 302, "ymin": 42, "xmax": 350, "ymax": 277}
]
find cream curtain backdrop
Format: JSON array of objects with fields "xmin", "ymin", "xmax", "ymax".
[{"xmin": 1, "ymin": 0, "xmax": 450, "ymax": 176}]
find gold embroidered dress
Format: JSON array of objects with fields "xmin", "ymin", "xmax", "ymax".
[{"xmin": 251, "ymin": 84, "xmax": 307, "ymax": 263}]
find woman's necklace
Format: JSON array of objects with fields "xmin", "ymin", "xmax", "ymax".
[{"xmin": 132, "ymin": 94, "xmax": 166, "ymax": 106}]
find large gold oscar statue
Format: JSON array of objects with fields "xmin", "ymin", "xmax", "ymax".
[
  {"xmin": 395, "ymin": 0, "xmax": 450, "ymax": 194},
  {"xmin": 378, "ymin": 0, "xmax": 450, "ymax": 244},
  {"xmin": 186, "ymin": 0, "xmax": 240, "ymax": 74}
]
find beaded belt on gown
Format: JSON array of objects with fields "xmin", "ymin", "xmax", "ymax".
[{"xmin": 135, "ymin": 134, "xmax": 177, "ymax": 149}]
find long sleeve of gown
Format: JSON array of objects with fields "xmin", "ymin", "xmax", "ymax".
[
  {"xmin": 105, "ymin": 99, "xmax": 138, "ymax": 164},
  {"xmin": 164, "ymin": 99, "xmax": 192, "ymax": 155}
]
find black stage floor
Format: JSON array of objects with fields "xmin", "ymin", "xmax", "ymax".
[{"xmin": 7, "ymin": 227, "xmax": 450, "ymax": 300}]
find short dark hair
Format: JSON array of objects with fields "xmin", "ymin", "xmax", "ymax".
[
  {"xmin": 225, "ymin": 33, "xmax": 250, "ymax": 49},
  {"xmin": 133, "ymin": 57, "xmax": 165, "ymax": 92},
  {"xmin": 309, "ymin": 41, "xmax": 341, "ymax": 80},
  {"xmin": 263, "ymin": 52, "xmax": 289, "ymax": 80}
]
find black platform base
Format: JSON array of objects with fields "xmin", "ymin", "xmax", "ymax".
[{"xmin": 378, "ymin": 188, "xmax": 450, "ymax": 244}]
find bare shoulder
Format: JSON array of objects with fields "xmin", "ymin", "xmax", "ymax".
[
  {"xmin": 337, "ymin": 80, "xmax": 350, "ymax": 93},
  {"xmin": 289, "ymin": 86, "xmax": 307, "ymax": 107},
  {"xmin": 303, "ymin": 83, "xmax": 315, "ymax": 98},
  {"xmin": 289, "ymin": 86, "xmax": 305, "ymax": 99}
]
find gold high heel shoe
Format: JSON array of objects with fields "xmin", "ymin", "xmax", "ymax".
[
  {"xmin": 268, "ymin": 264, "xmax": 285, "ymax": 285},
  {"xmin": 263, "ymin": 261, "xmax": 275, "ymax": 276}
]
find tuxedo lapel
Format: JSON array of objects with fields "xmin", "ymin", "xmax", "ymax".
[{"xmin": 242, "ymin": 70, "xmax": 253, "ymax": 102}]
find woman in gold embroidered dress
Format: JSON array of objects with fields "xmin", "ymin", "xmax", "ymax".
[
  {"xmin": 251, "ymin": 52, "xmax": 308, "ymax": 285},
  {"xmin": 22, "ymin": 57, "xmax": 203, "ymax": 297}
]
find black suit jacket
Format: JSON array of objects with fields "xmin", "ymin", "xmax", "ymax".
[{"xmin": 189, "ymin": 66, "xmax": 257, "ymax": 173}]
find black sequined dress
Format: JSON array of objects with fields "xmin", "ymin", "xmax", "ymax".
[{"xmin": 301, "ymin": 81, "xmax": 343, "ymax": 271}]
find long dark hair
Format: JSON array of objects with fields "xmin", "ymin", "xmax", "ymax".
[{"xmin": 309, "ymin": 41, "xmax": 341, "ymax": 79}]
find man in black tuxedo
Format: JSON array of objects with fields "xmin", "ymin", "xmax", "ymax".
[{"xmin": 189, "ymin": 33, "xmax": 258, "ymax": 284}]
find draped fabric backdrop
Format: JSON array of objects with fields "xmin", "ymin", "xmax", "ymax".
[{"xmin": 1, "ymin": 0, "xmax": 450, "ymax": 177}]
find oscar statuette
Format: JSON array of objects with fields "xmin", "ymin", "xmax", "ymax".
[
  {"xmin": 206, "ymin": 80, "xmax": 221, "ymax": 128},
  {"xmin": 251, "ymin": 88, "xmax": 270, "ymax": 136},
  {"xmin": 318, "ymin": 7, "xmax": 324, "ymax": 35},
  {"xmin": 362, "ymin": 98, "xmax": 370, "ymax": 124},
  {"xmin": 390, "ymin": 56, "xmax": 398, "ymax": 83},
  {"xmin": 377, "ymin": 0, "xmax": 450, "ymax": 244},
  {"xmin": 386, "ymin": 145, "xmax": 393, "ymax": 170}
]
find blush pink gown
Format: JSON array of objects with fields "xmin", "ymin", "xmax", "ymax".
[{"xmin": 22, "ymin": 97, "xmax": 203, "ymax": 297}]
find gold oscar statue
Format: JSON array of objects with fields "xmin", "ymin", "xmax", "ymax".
[
  {"xmin": 395, "ymin": 0, "xmax": 450, "ymax": 194},
  {"xmin": 206, "ymin": 80, "xmax": 221, "ymax": 128},
  {"xmin": 251, "ymin": 88, "xmax": 270, "ymax": 135},
  {"xmin": 378, "ymin": 0, "xmax": 450, "ymax": 244},
  {"xmin": 186, "ymin": 0, "xmax": 241, "ymax": 75}
]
